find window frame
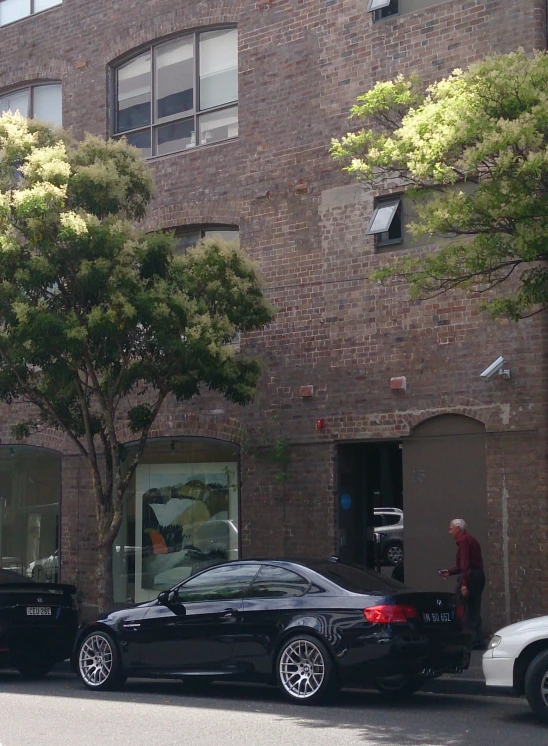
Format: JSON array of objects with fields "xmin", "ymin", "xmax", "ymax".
[
  {"xmin": 111, "ymin": 25, "xmax": 238, "ymax": 159},
  {"xmin": 0, "ymin": 81, "xmax": 62, "ymax": 125},
  {"xmin": 0, "ymin": 0, "xmax": 61, "ymax": 27},
  {"xmin": 367, "ymin": 196, "xmax": 403, "ymax": 248},
  {"xmin": 367, "ymin": 0, "xmax": 399, "ymax": 21}
]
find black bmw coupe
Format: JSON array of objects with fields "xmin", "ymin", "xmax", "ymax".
[
  {"xmin": 73, "ymin": 558, "xmax": 471, "ymax": 704},
  {"xmin": 0, "ymin": 567, "xmax": 78, "ymax": 678}
]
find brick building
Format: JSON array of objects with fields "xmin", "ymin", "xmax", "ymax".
[{"xmin": 0, "ymin": 0, "xmax": 546, "ymax": 630}]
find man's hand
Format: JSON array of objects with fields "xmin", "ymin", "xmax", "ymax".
[
  {"xmin": 439, "ymin": 569, "xmax": 450, "ymax": 578},
  {"xmin": 461, "ymin": 586, "xmax": 469, "ymax": 597}
]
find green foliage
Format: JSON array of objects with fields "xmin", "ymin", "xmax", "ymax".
[
  {"xmin": 0, "ymin": 113, "xmax": 273, "ymax": 605},
  {"xmin": 331, "ymin": 49, "xmax": 548, "ymax": 319}
]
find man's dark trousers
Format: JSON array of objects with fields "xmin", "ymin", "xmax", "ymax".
[{"xmin": 458, "ymin": 568, "xmax": 486, "ymax": 648}]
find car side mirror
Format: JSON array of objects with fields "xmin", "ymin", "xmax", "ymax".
[{"xmin": 158, "ymin": 589, "xmax": 184, "ymax": 610}]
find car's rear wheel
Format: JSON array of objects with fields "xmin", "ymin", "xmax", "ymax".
[
  {"xmin": 276, "ymin": 634, "xmax": 338, "ymax": 705},
  {"xmin": 77, "ymin": 630, "xmax": 125, "ymax": 691},
  {"xmin": 524, "ymin": 649, "xmax": 548, "ymax": 722},
  {"xmin": 375, "ymin": 674, "xmax": 424, "ymax": 699},
  {"xmin": 16, "ymin": 655, "xmax": 56, "ymax": 680}
]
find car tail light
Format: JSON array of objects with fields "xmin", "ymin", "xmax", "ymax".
[
  {"xmin": 455, "ymin": 605, "xmax": 465, "ymax": 623},
  {"xmin": 363, "ymin": 604, "xmax": 419, "ymax": 624}
]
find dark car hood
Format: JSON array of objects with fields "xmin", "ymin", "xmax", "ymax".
[{"xmin": 80, "ymin": 599, "xmax": 156, "ymax": 627}]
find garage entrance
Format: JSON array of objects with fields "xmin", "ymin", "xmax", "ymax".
[{"xmin": 336, "ymin": 415, "xmax": 489, "ymax": 627}]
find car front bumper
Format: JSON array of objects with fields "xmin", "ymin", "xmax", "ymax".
[{"xmin": 482, "ymin": 650, "xmax": 515, "ymax": 689}]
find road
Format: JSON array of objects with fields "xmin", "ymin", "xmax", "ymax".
[{"xmin": 0, "ymin": 669, "xmax": 546, "ymax": 746}]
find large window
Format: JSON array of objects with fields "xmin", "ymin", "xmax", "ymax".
[
  {"xmin": 0, "ymin": 446, "xmax": 61, "ymax": 583},
  {"xmin": 0, "ymin": 0, "xmax": 61, "ymax": 26},
  {"xmin": 0, "ymin": 83, "xmax": 62, "ymax": 126},
  {"xmin": 114, "ymin": 27, "xmax": 238, "ymax": 158},
  {"xmin": 113, "ymin": 438, "xmax": 240, "ymax": 603}
]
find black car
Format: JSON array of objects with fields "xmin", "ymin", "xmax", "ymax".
[
  {"xmin": 73, "ymin": 559, "xmax": 471, "ymax": 703},
  {"xmin": 0, "ymin": 567, "xmax": 79, "ymax": 678}
]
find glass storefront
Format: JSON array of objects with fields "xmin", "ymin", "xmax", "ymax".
[
  {"xmin": 114, "ymin": 438, "xmax": 240, "ymax": 603},
  {"xmin": 0, "ymin": 446, "xmax": 61, "ymax": 582}
]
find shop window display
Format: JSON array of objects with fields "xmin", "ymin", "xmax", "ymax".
[{"xmin": 114, "ymin": 439, "xmax": 239, "ymax": 603}]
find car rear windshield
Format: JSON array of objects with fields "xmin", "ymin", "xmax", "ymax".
[
  {"xmin": 310, "ymin": 562, "xmax": 406, "ymax": 594},
  {"xmin": 0, "ymin": 568, "xmax": 31, "ymax": 584}
]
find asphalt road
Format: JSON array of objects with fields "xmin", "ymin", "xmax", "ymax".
[{"xmin": 0, "ymin": 669, "xmax": 546, "ymax": 746}]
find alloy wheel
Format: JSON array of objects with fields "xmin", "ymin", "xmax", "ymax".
[
  {"xmin": 278, "ymin": 638, "xmax": 326, "ymax": 700},
  {"xmin": 79, "ymin": 633, "xmax": 114, "ymax": 687},
  {"xmin": 386, "ymin": 544, "xmax": 404, "ymax": 564},
  {"xmin": 541, "ymin": 670, "xmax": 548, "ymax": 708}
]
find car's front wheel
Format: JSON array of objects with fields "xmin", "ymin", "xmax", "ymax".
[
  {"xmin": 375, "ymin": 674, "xmax": 424, "ymax": 699},
  {"xmin": 524, "ymin": 649, "xmax": 548, "ymax": 722},
  {"xmin": 77, "ymin": 630, "xmax": 126, "ymax": 691},
  {"xmin": 276, "ymin": 634, "xmax": 338, "ymax": 705}
]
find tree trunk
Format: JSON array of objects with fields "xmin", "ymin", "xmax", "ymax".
[{"xmin": 96, "ymin": 540, "xmax": 114, "ymax": 613}]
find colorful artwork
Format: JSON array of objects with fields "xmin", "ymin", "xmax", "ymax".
[{"xmin": 134, "ymin": 463, "xmax": 238, "ymax": 601}]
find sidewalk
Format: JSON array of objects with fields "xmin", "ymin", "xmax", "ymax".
[{"xmin": 423, "ymin": 649, "xmax": 489, "ymax": 696}]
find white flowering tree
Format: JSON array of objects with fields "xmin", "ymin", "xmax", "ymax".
[
  {"xmin": 0, "ymin": 113, "xmax": 273, "ymax": 610},
  {"xmin": 331, "ymin": 49, "xmax": 548, "ymax": 319}
]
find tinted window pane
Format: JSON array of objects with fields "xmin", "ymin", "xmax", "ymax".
[
  {"xmin": 198, "ymin": 106, "xmax": 238, "ymax": 146},
  {"xmin": 156, "ymin": 37, "xmax": 194, "ymax": 120},
  {"xmin": 248, "ymin": 565, "xmax": 309, "ymax": 598},
  {"xmin": 34, "ymin": 0, "xmax": 62, "ymax": 10},
  {"xmin": 199, "ymin": 29, "xmax": 238, "ymax": 110},
  {"xmin": 311, "ymin": 562, "xmax": 406, "ymax": 592},
  {"xmin": 0, "ymin": 0, "xmax": 30, "ymax": 25},
  {"xmin": 176, "ymin": 563, "xmax": 260, "ymax": 602},
  {"xmin": 33, "ymin": 84, "xmax": 62, "ymax": 126},
  {"xmin": 383, "ymin": 514, "xmax": 401, "ymax": 526},
  {"xmin": 117, "ymin": 53, "xmax": 151, "ymax": 133},
  {"xmin": 0, "ymin": 89, "xmax": 29, "ymax": 117},
  {"xmin": 156, "ymin": 118, "xmax": 194, "ymax": 156},
  {"xmin": 121, "ymin": 129, "xmax": 151, "ymax": 159},
  {"xmin": 0, "ymin": 568, "xmax": 31, "ymax": 583},
  {"xmin": 174, "ymin": 230, "xmax": 201, "ymax": 254}
]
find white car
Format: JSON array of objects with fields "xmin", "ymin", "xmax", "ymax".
[{"xmin": 483, "ymin": 615, "xmax": 548, "ymax": 721}]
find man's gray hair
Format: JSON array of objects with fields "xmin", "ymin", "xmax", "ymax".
[{"xmin": 450, "ymin": 518, "xmax": 467, "ymax": 531}]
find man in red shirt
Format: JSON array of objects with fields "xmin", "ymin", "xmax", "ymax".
[{"xmin": 440, "ymin": 519, "xmax": 486, "ymax": 650}]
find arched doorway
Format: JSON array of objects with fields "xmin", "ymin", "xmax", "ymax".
[{"xmin": 402, "ymin": 414, "xmax": 489, "ymax": 628}]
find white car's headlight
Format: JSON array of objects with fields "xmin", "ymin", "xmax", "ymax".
[{"xmin": 487, "ymin": 635, "xmax": 502, "ymax": 649}]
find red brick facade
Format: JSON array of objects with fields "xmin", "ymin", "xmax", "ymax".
[{"xmin": 0, "ymin": 0, "xmax": 547, "ymax": 628}]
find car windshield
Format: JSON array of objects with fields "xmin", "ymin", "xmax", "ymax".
[
  {"xmin": 308, "ymin": 562, "xmax": 407, "ymax": 593},
  {"xmin": 0, "ymin": 568, "xmax": 32, "ymax": 584}
]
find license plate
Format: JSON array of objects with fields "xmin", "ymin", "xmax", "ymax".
[
  {"xmin": 422, "ymin": 611, "xmax": 452, "ymax": 623},
  {"xmin": 26, "ymin": 607, "xmax": 52, "ymax": 616}
]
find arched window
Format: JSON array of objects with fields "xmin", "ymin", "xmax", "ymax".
[
  {"xmin": 113, "ymin": 27, "xmax": 238, "ymax": 158},
  {"xmin": 0, "ymin": 82, "xmax": 62, "ymax": 126}
]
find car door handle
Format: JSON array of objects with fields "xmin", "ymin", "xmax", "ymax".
[{"xmin": 219, "ymin": 608, "xmax": 238, "ymax": 618}]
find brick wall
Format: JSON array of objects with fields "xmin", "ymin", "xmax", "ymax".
[{"xmin": 0, "ymin": 0, "xmax": 546, "ymax": 622}]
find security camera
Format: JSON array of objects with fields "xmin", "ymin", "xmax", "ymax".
[{"xmin": 480, "ymin": 356, "xmax": 511, "ymax": 380}]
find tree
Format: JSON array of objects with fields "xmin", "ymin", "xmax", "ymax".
[
  {"xmin": 0, "ymin": 113, "xmax": 273, "ymax": 610},
  {"xmin": 330, "ymin": 49, "xmax": 548, "ymax": 320}
]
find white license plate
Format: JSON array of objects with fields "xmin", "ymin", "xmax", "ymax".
[
  {"xmin": 422, "ymin": 612, "xmax": 452, "ymax": 623},
  {"xmin": 26, "ymin": 607, "xmax": 52, "ymax": 616}
]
